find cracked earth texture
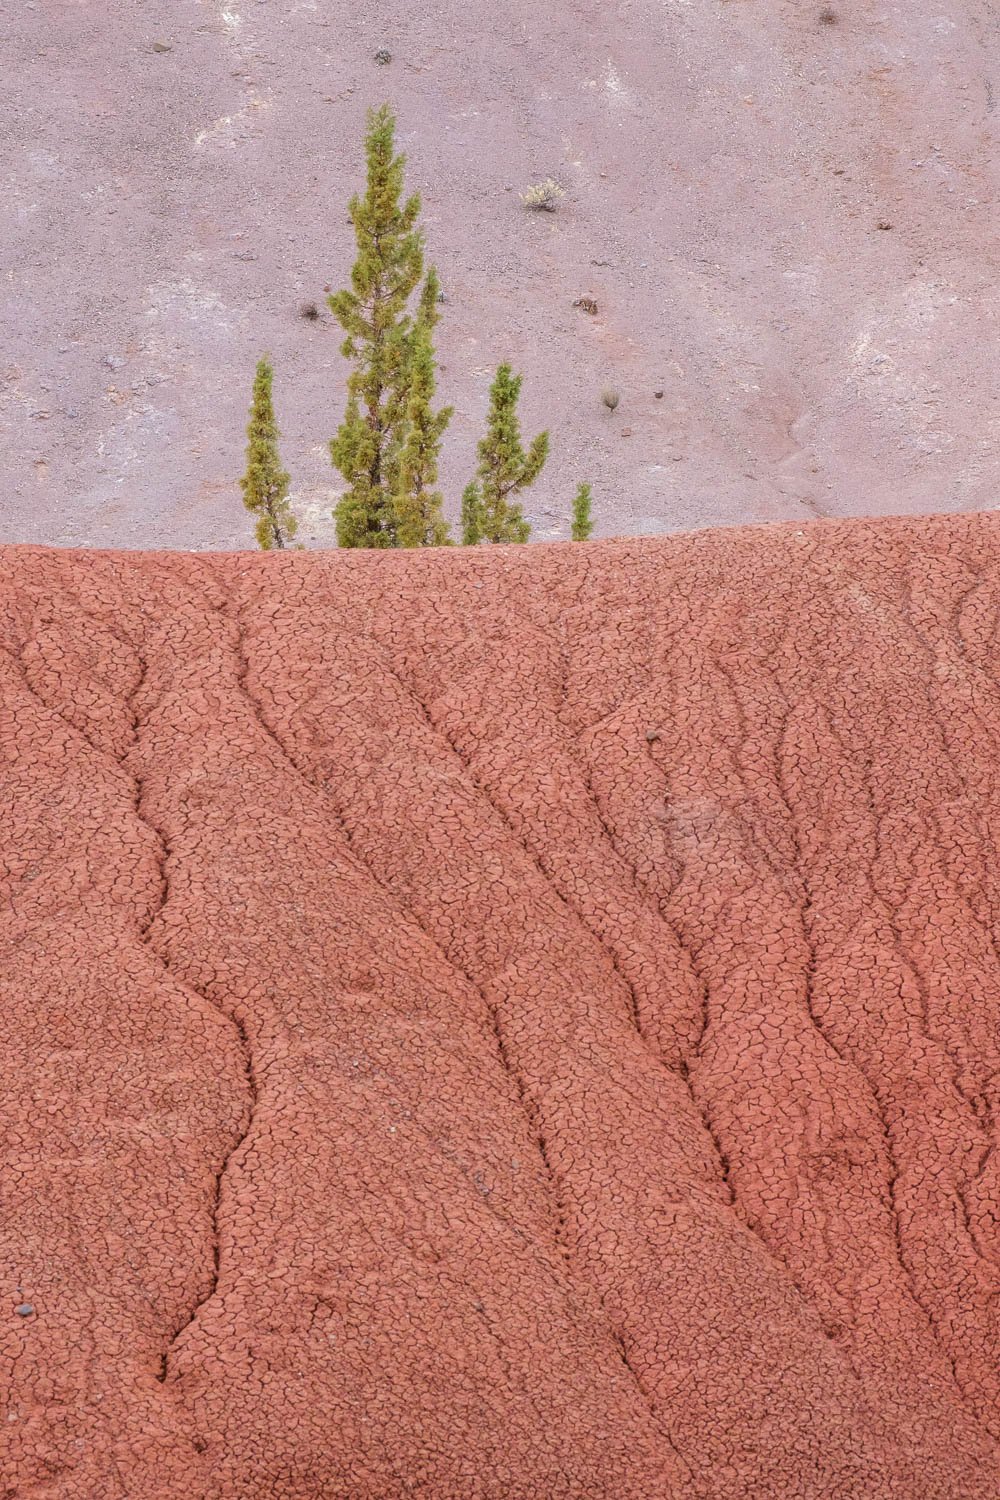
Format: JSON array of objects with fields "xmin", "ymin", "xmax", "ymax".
[
  {"xmin": 4, "ymin": 2, "xmax": 1000, "ymax": 547},
  {"xmin": 3, "ymin": 512, "xmax": 1000, "ymax": 1497}
]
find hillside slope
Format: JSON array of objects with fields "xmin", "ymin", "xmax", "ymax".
[
  {"xmin": 2, "ymin": 514, "xmax": 1000, "ymax": 1496},
  {"xmin": 3, "ymin": 2, "xmax": 1000, "ymax": 547}
]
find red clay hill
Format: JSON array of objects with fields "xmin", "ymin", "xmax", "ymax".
[{"xmin": 3, "ymin": 512, "xmax": 1000, "ymax": 1497}]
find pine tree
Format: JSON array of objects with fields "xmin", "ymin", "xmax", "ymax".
[
  {"xmin": 328, "ymin": 104, "xmax": 451, "ymax": 547},
  {"xmin": 241, "ymin": 357, "xmax": 297, "ymax": 550},
  {"xmin": 464, "ymin": 364, "xmax": 548, "ymax": 544},
  {"xmin": 571, "ymin": 481, "xmax": 594, "ymax": 541},
  {"xmin": 392, "ymin": 269, "xmax": 453, "ymax": 546},
  {"xmin": 460, "ymin": 482, "xmax": 483, "ymax": 545}
]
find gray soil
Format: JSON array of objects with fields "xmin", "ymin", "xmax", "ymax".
[{"xmin": 3, "ymin": 1, "xmax": 998, "ymax": 548}]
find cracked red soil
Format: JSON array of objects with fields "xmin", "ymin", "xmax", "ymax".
[{"xmin": 3, "ymin": 512, "xmax": 1000, "ymax": 1497}]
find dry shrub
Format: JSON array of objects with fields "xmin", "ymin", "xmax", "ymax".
[{"xmin": 521, "ymin": 179, "xmax": 565, "ymax": 212}]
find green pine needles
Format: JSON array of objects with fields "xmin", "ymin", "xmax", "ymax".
[
  {"xmin": 460, "ymin": 482, "xmax": 483, "ymax": 547},
  {"xmin": 572, "ymin": 481, "xmax": 594, "ymax": 541},
  {"xmin": 240, "ymin": 106, "xmax": 557, "ymax": 552},
  {"xmin": 329, "ymin": 105, "xmax": 452, "ymax": 547},
  {"xmin": 461, "ymin": 364, "xmax": 548, "ymax": 544},
  {"xmin": 241, "ymin": 357, "xmax": 297, "ymax": 550},
  {"xmin": 393, "ymin": 269, "xmax": 454, "ymax": 546}
]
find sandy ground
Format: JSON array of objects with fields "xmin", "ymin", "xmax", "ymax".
[
  {"xmin": 3, "ymin": 513, "xmax": 1000, "ymax": 1495},
  {"xmin": 3, "ymin": 2, "xmax": 1000, "ymax": 549}
]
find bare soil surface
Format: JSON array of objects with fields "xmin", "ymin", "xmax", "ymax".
[
  {"xmin": 3, "ymin": 513, "xmax": 1000, "ymax": 1495},
  {"xmin": 3, "ymin": 3, "xmax": 1000, "ymax": 549}
]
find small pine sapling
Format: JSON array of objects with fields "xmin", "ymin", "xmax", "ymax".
[
  {"xmin": 571, "ymin": 481, "xmax": 594, "ymax": 541},
  {"xmin": 465, "ymin": 363, "xmax": 548, "ymax": 544},
  {"xmin": 392, "ymin": 271, "xmax": 453, "ymax": 546},
  {"xmin": 461, "ymin": 482, "xmax": 483, "ymax": 545},
  {"xmin": 241, "ymin": 357, "xmax": 297, "ymax": 550}
]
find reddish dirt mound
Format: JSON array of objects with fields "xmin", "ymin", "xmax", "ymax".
[{"xmin": 3, "ymin": 513, "xmax": 1000, "ymax": 1497}]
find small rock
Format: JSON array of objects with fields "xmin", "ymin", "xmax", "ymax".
[
  {"xmin": 374, "ymin": 48, "xmax": 391, "ymax": 65},
  {"xmin": 876, "ymin": 219, "xmax": 893, "ymax": 230},
  {"xmin": 654, "ymin": 389, "xmax": 664, "ymax": 399},
  {"xmin": 645, "ymin": 730, "xmax": 660, "ymax": 743},
  {"xmin": 621, "ymin": 427, "xmax": 632, "ymax": 437},
  {"xmin": 15, "ymin": 1303, "xmax": 34, "ymax": 1318},
  {"xmin": 102, "ymin": 355, "xmax": 124, "ymax": 371},
  {"xmin": 152, "ymin": 40, "xmax": 173, "ymax": 53},
  {"xmin": 572, "ymin": 297, "xmax": 598, "ymax": 314}
]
